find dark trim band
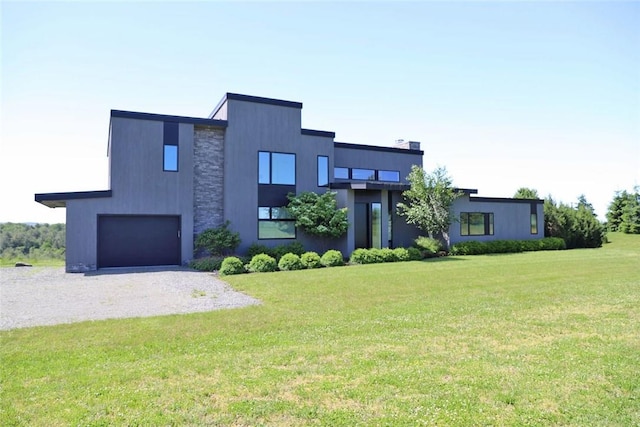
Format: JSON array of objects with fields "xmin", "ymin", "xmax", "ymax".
[
  {"xmin": 35, "ymin": 190, "xmax": 113, "ymax": 208},
  {"xmin": 111, "ymin": 110, "xmax": 228, "ymax": 127},
  {"xmin": 334, "ymin": 142, "xmax": 424, "ymax": 155},
  {"xmin": 302, "ymin": 129, "xmax": 336, "ymax": 138}
]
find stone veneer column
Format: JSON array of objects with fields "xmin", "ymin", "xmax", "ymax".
[{"xmin": 193, "ymin": 125, "xmax": 225, "ymax": 236}]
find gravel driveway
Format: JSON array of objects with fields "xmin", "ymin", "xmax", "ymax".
[{"xmin": 0, "ymin": 266, "xmax": 260, "ymax": 330}]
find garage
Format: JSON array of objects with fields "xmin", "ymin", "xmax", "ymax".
[{"xmin": 98, "ymin": 215, "xmax": 181, "ymax": 268}]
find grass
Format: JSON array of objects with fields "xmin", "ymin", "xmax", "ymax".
[
  {"xmin": 0, "ymin": 257, "xmax": 64, "ymax": 267},
  {"xmin": 1, "ymin": 233, "xmax": 639, "ymax": 425}
]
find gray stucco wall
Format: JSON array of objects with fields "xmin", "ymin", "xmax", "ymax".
[
  {"xmin": 64, "ymin": 117, "xmax": 195, "ymax": 271},
  {"xmin": 449, "ymin": 195, "xmax": 544, "ymax": 245}
]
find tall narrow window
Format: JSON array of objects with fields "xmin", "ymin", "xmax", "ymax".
[
  {"xmin": 530, "ymin": 214, "xmax": 538, "ymax": 234},
  {"xmin": 163, "ymin": 122, "xmax": 179, "ymax": 172},
  {"xmin": 371, "ymin": 202, "xmax": 382, "ymax": 249},
  {"xmin": 317, "ymin": 156, "xmax": 329, "ymax": 187}
]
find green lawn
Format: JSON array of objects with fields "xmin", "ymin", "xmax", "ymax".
[{"xmin": 1, "ymin": 234, "xmax": 639, "ymax": 426}]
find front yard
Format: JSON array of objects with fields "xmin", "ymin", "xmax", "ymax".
[{"xmin": 1, "ymin": 233, "xmax": 638, "ymax": 425}]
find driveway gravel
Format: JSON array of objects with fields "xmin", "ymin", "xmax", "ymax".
[{"xmin": 0, "ymin": 266, "xmax": 260, "ymax": 330}]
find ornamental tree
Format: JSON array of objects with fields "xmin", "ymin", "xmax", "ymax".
[
  {"xmin": 286, "ymin": 191, "xmax": 348, "ymax": 238},
  {"xmin": 396, "ymin": 165, "xmax": 461, "ymax": 249}
]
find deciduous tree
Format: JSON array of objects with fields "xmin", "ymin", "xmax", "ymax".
[{"xmin": 397, "ymin": 165, "xmax": 461, "ymax": 248}]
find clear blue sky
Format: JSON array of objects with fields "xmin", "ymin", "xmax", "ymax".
[{"xmin": 1, "ymin": 1, "xmax": 638, "ymax": 223}]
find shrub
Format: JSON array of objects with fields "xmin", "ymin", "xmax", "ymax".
[
  {"xmin": 248, "ymin": 253, "xmax": 277, "ymax": 273},
  {"xmin": 247, "ymin": 243, "xmax": 271, "ymax": 259},
  {"xmin": 219, "ymin": 257, "xmax": 245, "ymax": 276},
  {"xmin": 380, "ymin": 248, "xmax": 397, "ymax": 262},
  {"xmin": 414, "ymin": 236, "xmax": 442, "ymax": 257},
  {"xmin": 392, "ymin": 247, "xmax": 411, "ymax": 262},
  {"xmin": 321, "ymin": 249, "xmax": 344, "ymax": 267},
  {"xmin": 300, "ymin": 251, "xmax": 322, "ymax": 269},
  {"xmin": 246, "ymin": 242, "xmax": 305, "ymax": 261},
  {"xmin": 450, "ymin": 238, "xmax": 567, "ymax": 256},
  {"xmin": 195, "ymin": 221, "xmax": 241, "ymax": 256},
  {"xmin": 189, "ymin": 256, "xmax": 224, "ymax": 272},
  {"xmin": 350, "ymin": 248, "xmax": 374, "ymax": 265},
  {"xmin": 271, "ymin": 242, "xmax": 305, "ymax": 261},
  {"xmin": 278, "ymin": 253, "xmax": 304, "ymax": 271},
  {"xmin": 407, "ymin": 247, "xmax": 423, "ymax": 260}
]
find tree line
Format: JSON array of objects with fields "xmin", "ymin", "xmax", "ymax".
[{"xmin": 0, "ymin": 223, "xmax": 65, "ymax": 260}]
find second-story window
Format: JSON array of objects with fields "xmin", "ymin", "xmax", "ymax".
[
  {"xmin": 317, "ymin": 156, "xmax": 329, "ymax": 187},
  {"xmin": 259, "ymin": 151, "xmax": 295, "ymax": 185},
  {"xmin": 163, "ymin": 122, "xmax": 179, "ymax": 172}
]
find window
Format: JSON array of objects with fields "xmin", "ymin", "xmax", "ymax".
[
  {"xmin": 460, "ymin": 212, "xmax": 494, "ymax": 236},
  {"xmin": 334, "ymin": 167, "xmax": 349, "ymax": 180},
  {"xmin": 352, "ymin": 168, "xmax": 375, "ymax": 180},
  {"xmin": 259, "ymin": 151, "xmax": 295, "ymax": 185},
  {"xmin": 163, "ymin": 145, "xmax": 178, "ymax": 172},
  {"xmin": 378, "ymin": 170, "xmax": 400, "ymax": 182},
  {"xmin": 530, "ymin": 213, "xmax": 538, "ymax": 234},
  {"xmin": 371, "ymin": 203, "xmax": 382, "ymax": 249},
  {"xmin": 258, "ymin": 207, "xmax": 295, "ymax": 239},
  {"xmin": 163, "ymin": 121, "xmax": 178, "ymax": 172},
  {"xmin": 317, "ymin": 156, "xmax": 329, "ymax": 187}
]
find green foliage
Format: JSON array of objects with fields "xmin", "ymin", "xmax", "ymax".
[
  {"xmin": 195, "ymin": 221, "xmax": 241, "ymax": 256},
  {"xmin": 277, "ymin": 253, "xmax": 304, "ymax": 271},
  {"xmin": 513, "ymin": 187, "xmax": 540, "ymax": 199},
  {"xmin": 349, "ymin": 247, "xmax": 406, "ymax": 264},
  {"xmin": 607, "ymin": 188, "xmax": 640, "ymax": 234},
  {"xmin": 286, "ymin": 191, "xmax": 348, "ymax": 238},
  {"xmin": 0, "ymin": 223, "xmax": 65, "ymax": 260},
  {"xmin": 397, "ymin": 165, "xmax": 460, "ymax": 248},
  {"xmin": 349, "ymin": 248, "xmax": 378, "ymax": 264},
  {"xmin": 320, "ymin": 249, "xmax": 344, "ymax": 267},
  {"xmin": 413, "ymin": 236, "xmax": 442, "ymax": 257},
  {"xmin": 219, "ymin": 257, "xmax": 246, "ymax": 276},
  {"xmin": 407, "ymin": 247, "xmax": 423, "ymax": 261},
  {"xmin": 450, "ymin": 237, "xmax": 566, "ymax": 255},
  {"xmin": 247, "ymin": 242, "xmax": 305, "ymax": 261},
  {"xmin": 189, "ymin": 256, "xmax": 224, "ymax": 272},
  {"xmin": 544, "ymin": 196, "xmax": 606, "ymax": 248},
  {"xmin": 248, "ymin": 253, "xmax": 277, "ymax": 273},
  {"xmin": 392, "ymin": 247, "xmax": 411, "ymax": 262},
  {"xmin": 300, "ymin": 251, "xmax": 322, "ymax": 269}
]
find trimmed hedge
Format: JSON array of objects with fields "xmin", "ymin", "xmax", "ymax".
[
  {"xmin": 450, "ymin": 237, "xmax": 566, "ymax": 255},
  {"xmin": 278, "ymin": 253, "xmax": 304, "ymax": 271},
  {"xmin": 248, "ymin": 253, "xmax": 278, "ymax": 272},
  {"xmin": 320, "ymin": 250, "xmax": 344, "ymax": 267},
  {"xmin": 350, "ymin": 247, "xmax": 414, "ymax": 265},
  {"xmin": 300, "ymin": 251, "xmax": 322, "ymax": 269},
  {"xmin": 219, "ymin": 256, "xmax": 245, "ymax": 276}
]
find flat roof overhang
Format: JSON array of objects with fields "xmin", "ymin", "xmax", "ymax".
[
  {"xmin": 330, "ymin": 181, "xmax": 411, "ymax": 191},
  {"xmin": 35, "ymin": 190, "xmax": 112, "ymax": 208}
]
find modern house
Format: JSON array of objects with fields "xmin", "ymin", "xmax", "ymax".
[{"xmin": 35, "ymin": 93, "xmax": 544, "ymax": 272}]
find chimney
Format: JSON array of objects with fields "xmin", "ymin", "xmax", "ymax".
[{"xmin": 394, "ymin": 139, "xmax": 421, "ymax": 151}]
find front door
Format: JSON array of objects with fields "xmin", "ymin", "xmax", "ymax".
[{"xmin": 354, "ymin": 202, "xmax": 382, "ymax": 249}]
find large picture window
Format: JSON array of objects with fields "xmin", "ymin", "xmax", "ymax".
[
  {"xmin": 258, "ymin": 207, "xmax": 295, "ymax": 239},
  {"xmin": 460, "ymin": 212, "xmax": 494, "ymax": 236},
  {"xmin": 259, "ymin": 151, "xmax": 295, "ymax": 185}
]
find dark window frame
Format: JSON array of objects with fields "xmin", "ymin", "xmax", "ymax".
[
  {"xmin": 317, "ymin": 155, "xmax": 329, "ymax": 187},
  {"xmin": 258, "ymin": 151, "xmax": 296, "ymax": 185},
  {"xmin": 460, "ymin": 212, "xmax": 494, "ymax": 236},
  {"xmin": 163, "ymin": 122, "xmax": 179, "ymax": 172},
  {"xmin": 378, "ymin": 170, "xmax": 400, "ymax": 182},
  {"xmin": 352, "ymin": 168, "xmax": 376, "ymax": 181},
  {"xmin": 257, "ymin": 206, "xmax": 296, "ymax": 240}
]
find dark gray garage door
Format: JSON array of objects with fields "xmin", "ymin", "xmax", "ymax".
[{"xmin": 98, "ymin": 215, "xmax": 181, "ymax": 268}]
